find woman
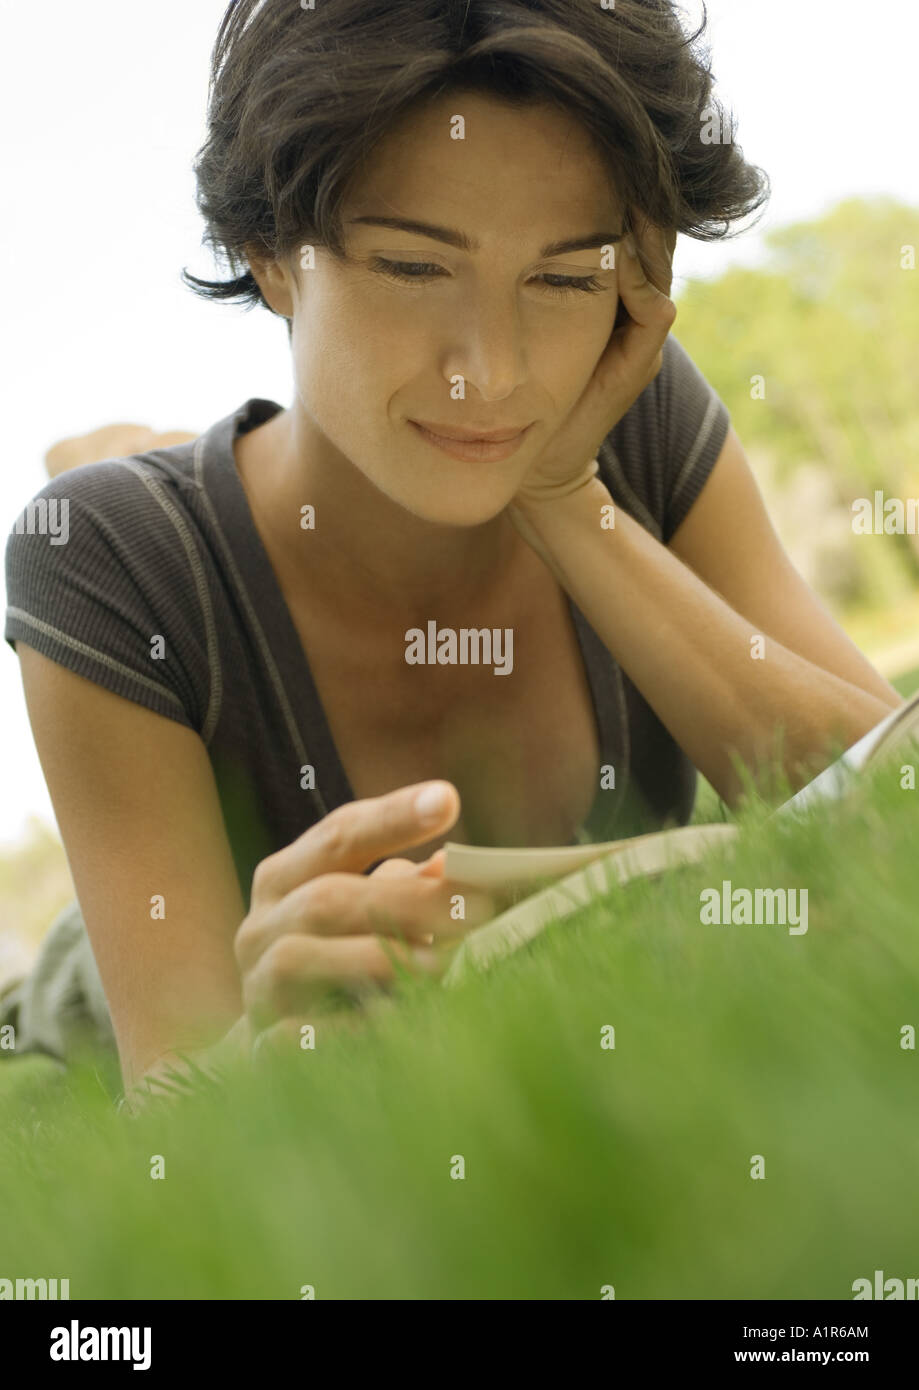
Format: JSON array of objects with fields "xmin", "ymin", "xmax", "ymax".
[{"xmin": 2, "ymin": 0, "xmax": 902, "ymax": 1105}]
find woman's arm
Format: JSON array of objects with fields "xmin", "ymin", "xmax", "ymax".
[
  {"xmin": 511, "ymin": 473, "xmax": 898, "ymax": 810},
  {"xmin": 16, "ymin": 645, "xmax": 248, "ymax": 1095},
  {"xmin": 668, "ymin": 425, "xmax": 903, "ymax": 711}
]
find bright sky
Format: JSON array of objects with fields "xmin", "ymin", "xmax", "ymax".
[{"xmin": 1, "ymin": 0, "xmax": 917, "ymax": 848}]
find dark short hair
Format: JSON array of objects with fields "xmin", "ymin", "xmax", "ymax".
[{"xmin": 181, "ymin": 0, "xmax": 769, "ymax": 322}]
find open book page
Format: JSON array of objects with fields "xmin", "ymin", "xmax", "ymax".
[
  {"xmin": 441, "ymin": 823, "xmax": 738, "ymax": 986},
  {"xmin": 441, "ymin": 823, "xmax": 732, "ymax": 890},
  {"xmin": 442, "ymin": 692, "xmax": 918, "ymax": 886},
  {"xmin": 438, "ymin": 688, "xmax": 918, "ymax": 983},
  {"xmin": 442, "ymin": 822, "xmax": 706, "ymax": 889}
]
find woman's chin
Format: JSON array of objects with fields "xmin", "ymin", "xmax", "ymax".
[{"xmin": 398, "ymin": 492, "xmax": 516, "ymax": 529}]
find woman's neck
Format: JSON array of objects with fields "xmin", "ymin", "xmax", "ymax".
[{"xmin": 233, "ymin": 405, "xmax": 527, "ymax": 627}]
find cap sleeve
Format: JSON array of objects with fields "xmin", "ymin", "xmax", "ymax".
[
  {"xmin": 597, "ymin": 333, "xmax": 731, "ymax": 544},
  {"xmin": 4, "ymin": 460, "xmax": 207, "ymax": 734}
]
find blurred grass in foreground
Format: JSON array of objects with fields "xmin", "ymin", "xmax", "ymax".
[{"xmin": 0, "ymin": 668, "xmax": 917, "ymax": 1299}]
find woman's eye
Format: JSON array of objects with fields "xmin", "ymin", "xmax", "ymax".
[
  {"xmin": 369, "ymin": 258, "xmax": 607, "ymax": 296},
  {"xmin": 370, "ymin": 259, "xmax": 446, "ymax": 281},
  {"xmin": 538, "ymin": 273, "xmax": 606, "ymax": 296}
]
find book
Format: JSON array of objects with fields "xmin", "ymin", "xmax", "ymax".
[{"xmin": 438, "ymin": 685, "xmax": 919, "ymax": 986}]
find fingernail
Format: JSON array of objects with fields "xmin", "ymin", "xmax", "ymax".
[
  {"xmin": 414, "ymin": 782, "xmax": 452, "ymax": 821},
  {"xmin": 624, "ymin": 236, "xmax": 638, "ymax": 258}
]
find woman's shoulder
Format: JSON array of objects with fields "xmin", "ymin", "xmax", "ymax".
[
  {"xmin": 7, "ymin": 432, "xmax": 209, "ymax": 566},
  {"xmin": 4, "ymin": 442, "xmax": 213, "ymax": 737}
]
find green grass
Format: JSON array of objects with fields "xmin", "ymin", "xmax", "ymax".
[{"xmin": 1, "ymin": 670, "xmax": 917, "ymax": 1299}]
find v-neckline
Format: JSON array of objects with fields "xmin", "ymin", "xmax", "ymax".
[{"xmin": 203, "ymin": 398, "xmax": 631, "ymax": 845}]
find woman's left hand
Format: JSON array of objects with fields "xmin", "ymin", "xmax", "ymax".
[{"xmin": 508, "ymin": 218, "xmax": 678, "ymax": 512}]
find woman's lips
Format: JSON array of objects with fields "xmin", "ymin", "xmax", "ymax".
[{"xmin": 409, "ymin": 420, "xmax": 531, "ymax": 462}]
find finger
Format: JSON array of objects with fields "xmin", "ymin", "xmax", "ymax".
[
  {"xmin": 604, "ymin": 229, "xmax": 677, "ymax": 383},
  {"xmin": 370, "ymin": 856, "xmax": 440, "ymax": 943},
  {"xmin": 628, "ymin": 215, "xmax": 676, "ymax": 298},
  {"xmin": 254, "ymin": 780, "xmax": 461, "ymax": 903},
  {"xmin": 236, "ymin": 866, "xmax": 495, "ymax": 974},
  {"xmin": 619, "ymin": 230, "xmax": 677, "ymax": 321},
  {"xmin": 289, "ymin": 872, "xmax": 495, "ymax": 945},
  {"xmin": 243, "ymin": 931, "xmax": 451, "ymax": 1033},
  {"xmin": 368, "ymin": 857, "xmax": 420, "ymax": 878}
]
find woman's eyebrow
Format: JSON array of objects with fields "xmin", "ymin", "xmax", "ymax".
[{"xmin": 347, "ymin": 214, "xmax": 623, "ymax": 258}]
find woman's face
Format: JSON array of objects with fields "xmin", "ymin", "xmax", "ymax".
[{"xmin": 261, "ymin": 90, "xmax": 624, "ymax": 527}]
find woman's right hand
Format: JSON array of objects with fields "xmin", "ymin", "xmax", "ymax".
[{"xmin": 233, "ymin": 780, "xmax": 497, "ymax": 1057}]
